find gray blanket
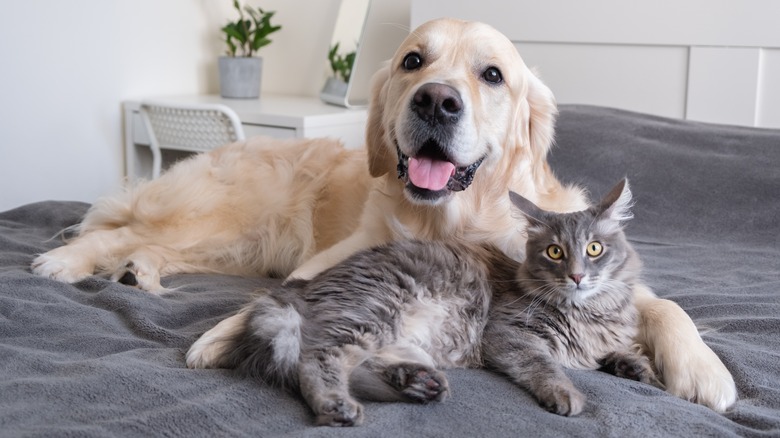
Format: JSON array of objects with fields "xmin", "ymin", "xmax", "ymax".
[{"xmin": 1, "ymin": 105, "xmax": 778, "ymax": 437}]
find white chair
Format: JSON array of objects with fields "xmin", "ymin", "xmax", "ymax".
[{"xmin": 139, "ymin": 101, "xmax": 246, "ymax": 178}]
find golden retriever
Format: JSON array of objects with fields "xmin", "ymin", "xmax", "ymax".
[{"xmin": 32, "ymin": 18, "xmax": 736, "ymax": 412}]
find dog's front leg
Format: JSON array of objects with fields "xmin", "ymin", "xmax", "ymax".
[
  {"xmin": 633, "ymin": 283, "xmax": 737, "ymax": 412},
  {"xmin": 286, "ymin": 230, "xmax": 387, "ymax": 281}
]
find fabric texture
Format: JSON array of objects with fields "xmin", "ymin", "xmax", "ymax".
[{"xmin": 1, "ymin": 105, "xmax": 778, "ymax": 437}]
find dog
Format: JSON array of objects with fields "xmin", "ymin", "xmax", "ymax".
[{"xmin": 32, "ymin": 18, "xmax": 736, "ymax": 412}]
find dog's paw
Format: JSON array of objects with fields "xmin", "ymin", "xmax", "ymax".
[
  {"xmin": 390, "ymin": 363, "xmax": 449, "ymax": 403},
  {"xmin": 535, "ymin": 382, "xmax": 586, "ymax": 416},
  {"xmin": 637, "ymin": 292, "xmax": 738, "ymax": 412},
  {"xmin": 31, "ymin": 250, "xmax": 92, "ymax": 283},
  {"xmin": 658, "ymin": 340, "xmax": 737, "ymax": 412},
  {"xmin": 110, "ymin": 260, "xmax": 163, "ymax": 293},
  {"xmin": 314, "ymin": 397, "xmax": 364, "ymax": 427}
]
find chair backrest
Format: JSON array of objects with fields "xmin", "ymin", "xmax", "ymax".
[{"xmin": 139, "ymin": 101, "xmax": 245, "ymax": 178}]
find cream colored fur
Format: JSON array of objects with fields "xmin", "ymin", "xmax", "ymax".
[
  {"xmin": 33, "ymin": 138, "xmax": 371, "ymax": 289},
  {"xmin": 34, "ymin": 18, "xmax": 736, "ymax": 412}
]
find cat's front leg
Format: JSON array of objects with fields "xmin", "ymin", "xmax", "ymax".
[
  {"xmin": 534, "ymin": 377, "xmax": 586, "ymax": 416},
  {"xmin": 483, "ymin": 332, "xmax": 585, "ymax": 416},
  {"xmin": 298, "ymin": 348, "xmax": 364, "ymax": 427}
]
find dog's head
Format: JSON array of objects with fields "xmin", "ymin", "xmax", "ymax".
[{"xmin": 366, "ymin": 18, "xmax": 557, "ymax": 206}]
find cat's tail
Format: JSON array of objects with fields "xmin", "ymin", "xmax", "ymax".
[
  {"xmin": 237, "ymin": 292, "xmax": 303, "ymax": 388},
  {"xmin": 186, "ymin": 290, "xmax": 303, "ymax": 388}
]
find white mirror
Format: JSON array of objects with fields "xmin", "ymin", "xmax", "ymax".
[
  {"xmin": 320, "ymin": 0, "xmax": 410, "ymax": 108},
  {"xmin": 320, "ymin": 0, "xmax": 371, "ymax": 107}
]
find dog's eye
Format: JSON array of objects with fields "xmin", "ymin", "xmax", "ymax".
[
  {"xmin": 482, "ymin": 66, "xmax": 503, "ymax": 84},
  {"xmin": 403, "ymin": 53, "xmax": 423, "ymax": 71}
]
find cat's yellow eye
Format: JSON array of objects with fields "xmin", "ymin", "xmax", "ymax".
[
  {"xmin": 587, "ymin": 241, "xmax": 603, "ymax": 257},
  {"xmin": 546, "ymin": 245, "xmax": 564, "ymax": 260}
]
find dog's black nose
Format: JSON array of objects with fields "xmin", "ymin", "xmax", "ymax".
[{"xmin": 412, "ymin": 83, "xmax": 462, "ymax": 125}]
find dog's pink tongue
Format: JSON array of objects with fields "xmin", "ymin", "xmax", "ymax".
[{"xmin": 408, "ymin": 157, "xmax": 455, "ymax": 191}]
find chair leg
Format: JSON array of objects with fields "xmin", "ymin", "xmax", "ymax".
[
  {"xmin": 140, "ymin": 108, "xmax": 163, "ymax": 179},
  {"xmin": 150, "ymin": 142, "xmax": 162, "ymax": 179}
]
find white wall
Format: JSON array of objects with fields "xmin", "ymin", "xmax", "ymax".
[
  {"xmin": 412, "ymin": 0, "xmax": 780, "ymax": 129},
  {"xmin": 0, "ymin": 0, "xmax": 341, "ymax": 211}
]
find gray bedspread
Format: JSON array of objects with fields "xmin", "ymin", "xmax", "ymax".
[{"xmin": 1, "ymin": 105, "xmax": 779, "ymax": 437}]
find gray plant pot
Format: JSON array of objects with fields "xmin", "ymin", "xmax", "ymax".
[
  {"xmin": 219, "ymin": 56, "xmax": 263, "ymax": 99},
  {"xmin": 320, "ymin": 77, "xmax": 349, "ymax": 107}
]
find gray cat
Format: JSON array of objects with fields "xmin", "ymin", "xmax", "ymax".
[{"xmin": 186, "ymin": 179, "xmax": 663, "ymax": 426}]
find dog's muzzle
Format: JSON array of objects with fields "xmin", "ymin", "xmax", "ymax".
[
  {"xmin": 396, "ymin": 83, "xmax": 485, "ymax": 203},
  {"xmin": 396, "ymin": 144, "xmax": 485, "ymax": 201}
]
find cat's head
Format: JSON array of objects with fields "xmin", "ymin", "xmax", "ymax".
[{"xmin": 509, "ymin": 179, "xmax": 639, "ymax": 306}]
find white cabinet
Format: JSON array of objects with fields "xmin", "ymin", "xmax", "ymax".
[{"xmin": 124, "ymin": 94, "xmax": 367, "ymax": 181}]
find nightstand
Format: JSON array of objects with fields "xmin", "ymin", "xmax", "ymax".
[{"xmin": 123, "ymin": 94, "xmax": 368, "ymax": 181}]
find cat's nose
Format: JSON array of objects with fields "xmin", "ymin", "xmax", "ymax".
[{"xmin": 569, "ymin": 274, "xmax": 584, "ymax": 285}]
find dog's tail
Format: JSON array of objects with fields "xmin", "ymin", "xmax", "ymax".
[{"xmin": 186, "ymin": 288, "xmax": 303, "ymax": 388}]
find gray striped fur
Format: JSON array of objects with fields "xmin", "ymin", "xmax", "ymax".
[{"xmin": 215, "ymin": 179, "xmax": 662, "ymax": 425}]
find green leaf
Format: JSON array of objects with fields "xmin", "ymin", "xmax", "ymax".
[
  {"xmin": 225, "ymin": 37, "xmax": 237, "ymax": 57},
  {"xmin": 223, "ymin": 3, "xmax": 281, "ymax": 55},
  {"xmin": 256, "ymin": 24, "xmax": 280, "ymax": 39},
  {"xmin": 240, "ymin": 19, "xmax": 253, "ymax": 40},
  {"xmin": 252, "ymin": 37, "xmax": 272, "ymax": 51},
  {"xmin": 326, "ymin": 43, "xmax": 357, "ymax": 81},
  {"xmin": 244, "ymin": 6, "xmax": 260, "ymax": 22},
  {"xmin": 222, "ymin": 23, "xmax": 246, "ymax": 44}
]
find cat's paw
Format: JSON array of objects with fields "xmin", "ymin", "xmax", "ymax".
[
  {"xmin": 314, "ymin": 397, "xmax": 364, "ymax": 427},
  {"xmin": 599, "ymin": 351, "xmax": 665, "ymax": 389},
  {"xmin": 536, "ymin": 383, "xmax": 586, "ymax": 416},
  {"xmin": 390, "ymin": 364, "xmax": 449, "ymax": 403}
]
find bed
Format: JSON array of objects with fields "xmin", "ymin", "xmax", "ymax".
[{"xmin": 1, "ymin": 105, "xmax": 779, "ymax": 437}]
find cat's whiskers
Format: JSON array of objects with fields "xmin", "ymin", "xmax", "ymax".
[
  {"xmin": 494, "ymin": 278, "xmax": 553, "ymax": 314},
  {"xmin": 518, "ymin": 283, "xmax": 560, "ymax": 323},
  {"xmin": 599, "ymin": 279, "xmax": 631, "ymax": 298}
]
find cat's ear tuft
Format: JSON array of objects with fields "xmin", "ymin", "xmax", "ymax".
[
  {"xmin": 509, "ymin": 190, "xmax": 545, "ymax": 224},
  {"xmin": 598, "ymin": 178, "xmax": 634, "ymax": 223}
]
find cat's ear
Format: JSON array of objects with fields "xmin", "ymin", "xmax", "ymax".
[
  {"xmin": 509, "ymin": 190, "xmax": 546, "ymax": 224},
  {"xmin": 597, "ymin": 178, "xmax": 634, "ymax": 223}
]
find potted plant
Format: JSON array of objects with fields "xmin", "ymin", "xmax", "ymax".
[
  {"xmin": 219, "ymin": 0, "xmax": 282, "ymax": 99},
  {"xmin": 320, "ymin": 42, "xmax": 356, "ymax": 105}
]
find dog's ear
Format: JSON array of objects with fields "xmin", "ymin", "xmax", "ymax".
[
  {"xmin": 365, "ymin": 65, "xmax": 396, "ymax": 177},
  {"xmin": 523, "ymin": 70, "xmax": 558, "ymax": 182}
]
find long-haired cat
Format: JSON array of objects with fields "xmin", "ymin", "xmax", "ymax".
[{"xmin": 186, "ymin": 179, "xmax": 663, "ymax": 426}]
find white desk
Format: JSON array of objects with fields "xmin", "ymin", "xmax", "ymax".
[{"xmin": 123, "ymin": 94, "xmax": 368, "ymax": 181}]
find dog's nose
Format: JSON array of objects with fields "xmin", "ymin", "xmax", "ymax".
[{"xmin": 412, "ymin": 83, "xmax": 463, "ymax": 124}]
